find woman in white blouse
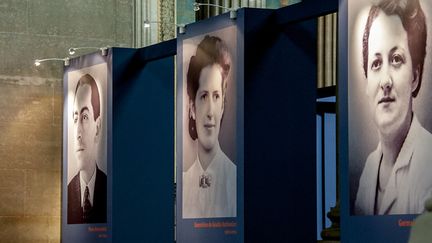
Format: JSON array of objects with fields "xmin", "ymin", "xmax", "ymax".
[
  {"xmin": 183, "ymin": 35, "xmax": 236, "ymax": 219},
  {"xmin": 355, "ymin": 0, "xmax": 432, "ymax": 215}
]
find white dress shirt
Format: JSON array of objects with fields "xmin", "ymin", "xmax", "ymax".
[
  {"xmin": 80, "ymin": 167, "xmax": 97, "ymax": 207},
  {"xmin": 183, "ymin": 148, "xmax": 236, "ymax": 218}
]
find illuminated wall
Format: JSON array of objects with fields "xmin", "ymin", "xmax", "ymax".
[{"xmin": 0, "ymin": 1, "xmax": 133, "ymax": 242}]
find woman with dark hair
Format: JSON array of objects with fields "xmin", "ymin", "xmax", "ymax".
[
  {"xmin": 183, "ymin": 35, "xmax": 236, "ymax": 218},
  {"xmin": 355, "ymin": 0, "xmax": 432, "ymax": 215}
]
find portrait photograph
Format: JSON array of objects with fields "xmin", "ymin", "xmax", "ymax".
[
  {"xmin": 349, "ymin": 0, "xmax": 432, "ymax": 215},
  {"xmin": 181, "ymin": 25, "xmax": 237, "ymax": 219},
  {"xmin": 66, "ymin": 63, "xmax": 108, "ymax": 224}
]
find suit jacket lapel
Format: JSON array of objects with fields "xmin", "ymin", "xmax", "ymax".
[{"xmin": 71, "ymin": 174, "xmax": 83, "ymax": 221}]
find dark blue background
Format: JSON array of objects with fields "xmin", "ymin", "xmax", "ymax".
[
  {"xmin": 242, "ymin": 7, "xmax": 317, "ymax": 243},
  {"xmin": 111, "ymin": 46, "xmax": 175, "ymax": 243}
]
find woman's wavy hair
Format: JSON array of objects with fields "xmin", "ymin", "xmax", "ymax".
[
  {"xmin": 362, "ymin": 0, "xmax": 427, "ymax": 97},
  {"xmin": 186, "ymin": 35, "xmax": 231, "ymax": 140}
]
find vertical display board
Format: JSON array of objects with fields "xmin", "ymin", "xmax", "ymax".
[
  {"xmin": 341, "ymin": 0, "xmax": 432, "ymax": 242},
  {"xmin": 176, "ymin": 14, "xmax": 242, "ymax": 243},
  {"xmin": 62, "ymin": 51, "xmax": 112, "ymax": 243},
  {"xmin": 62, "ymin": 45, "xmax": 175, "ymax": 242},
  {"xmin": 111, "ymin": 47, "xmax": 174, "ymax": 243},
  {"xmin": 177, "ymin": 7, "xmax": 318, "ymax": 243},
  {"xmin": 241, "ymin": 8, "xmax": 317, "ymax": 243}
]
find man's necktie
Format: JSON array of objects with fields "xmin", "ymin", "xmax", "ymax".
[{"xmin": 83, "ymin": 186, "xmax": 92, "ymax": 221}]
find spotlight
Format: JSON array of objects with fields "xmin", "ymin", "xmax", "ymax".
[
  {"xmin": 193, "ymin": 2, "xmax": 237, "ymax": 19},
  {"xmin": 143, "ymin": 19, "xmax": 187, "ymax": 34},
  {"xmin": 33, "ymin": 57, "xmax": 70, "ymax": 67},
  {"xmin": 193, "ymin": 2, "xmax": 200, "ymax": 11},
  {"xmin": 67, "ymin": 46, "xmax": 109, "ymax": 56},
  {"xmin": 178, "ymin": 24, "xmax": 186, "ymax": 34},
  {"xmin": 144, "ymin": 20, "xmax": 151, "ymax": 28},
  {"xmin": 68, "ymin": 47, "xmax": 76, "ymax": 55}
]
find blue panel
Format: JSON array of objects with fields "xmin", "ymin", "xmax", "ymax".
[
  {"xmin": 316, "ymin": 115, "xmax": 323, "ymax": 240},
  {"xmin": 316, "ymin": 112, "xmax": 337, "ymax": 241},
  {"xmin": 111, "ymin": 47, "xmax": 174, "ymax": 242},
  {"xmin": 324, "ymin": 113, "xmax": 336, "ymax": 228},
  {"xmin": 243, "ymin": 8, "xmax": 317, "ymax": 243},
  {"xmin": 339, "ymin": 0, "xmax": 350, "ymax": 240},
  {"xmin": 317, "ymin": 96, "xmax": 336, "ymax": 102}
]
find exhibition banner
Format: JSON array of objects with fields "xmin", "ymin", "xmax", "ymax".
[
  {"xmin": 176, "ymin": 14, "xmax": 243, "ymax": 243},
  {"xmin": 342, "ymin": 0, "xmax": 432, "ymax": 241},
  {"xmin": 62, "ymin": 50, "xmax": 112, "ymax": 243}
]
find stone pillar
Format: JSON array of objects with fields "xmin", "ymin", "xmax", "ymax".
[{"xmin": 159, "ymin": 0, "xmax": 175, "ymax": 41}]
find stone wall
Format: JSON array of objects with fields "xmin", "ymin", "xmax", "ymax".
[{"xmin": 0, "ymin": 1, "xmax": 133, "ymax": 242}]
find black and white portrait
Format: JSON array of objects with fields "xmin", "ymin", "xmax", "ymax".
[
  {"xmin": 349, "ymin": 0, "xmax": 432, "ymax": 215},
  {"xmin": 181, "ymin": 26, "xmax": 237, "ymax": 219},
  {"xmin": 67, "ymin": 63, "xmax": 108, "ymax": 223}
]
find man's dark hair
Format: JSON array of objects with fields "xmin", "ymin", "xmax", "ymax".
[{"xmin": 74, "ymin": 74, "xmax": 100, "ymax": 120}]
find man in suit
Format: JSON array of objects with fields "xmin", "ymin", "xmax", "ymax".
[{"xmin": 68, "ymin": 74, "xmax": 107, "ymax": 224}]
